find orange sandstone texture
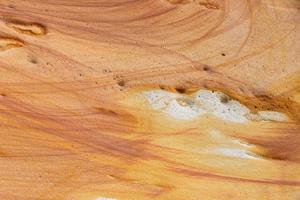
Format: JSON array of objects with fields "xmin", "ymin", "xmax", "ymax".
[{"xmin": 0, "ymin": 0, "xmax": 299, "ymax": 200}]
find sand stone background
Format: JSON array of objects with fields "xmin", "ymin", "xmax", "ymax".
[{"xmin": 0, "ymin": 0, "xmax": 299, "ymax": 199}]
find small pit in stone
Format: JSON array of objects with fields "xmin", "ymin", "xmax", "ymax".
[
  {"xmin": 8, "ymin": 4, "xmax": 15, "ymax": 9},
  {"xmin": 175, "ymin": 87, "xmax": 186, "ymax": 94},
  {"xmin": 29, "ymin": 57, "xmax": 38, "ymax": 64},
  {"xmin": 220, "ymin": 95, "xmax": 231, "ymax": 103},
  {"xmin": 117, "ymin": 80, "xmax": 125, "ymax": 87},
  {"xmin": 159, "ymin": 85, "xmax": 166, "ymax": 90},
  {"xmin": 203, "ymin": 66, "xmax": 210, "ymax": 71}
]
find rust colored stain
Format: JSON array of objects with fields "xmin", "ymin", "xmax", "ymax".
[
  {"xmin": 166, "ymin": 0, "xmax": 220, "ymax": 9},
  {"xmin": 0, "ymin": 37, "xmax": 24, "ymax": 51},
  {"xmin": 5, "ymin": 20, "xmax": 46, "ymax": 36}
]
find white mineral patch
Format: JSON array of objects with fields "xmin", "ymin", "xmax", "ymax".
[
  {"xmin": 143, "ymin": 90, "xmax": 178, "ymax": 110},
  {"xmin": 210, "ymin": 130, "xmax": 254, "ymax": 147},
  {"xmin": 194, "ymin": 90, "xmax": 250, "ymax": 123},
  {"xmin": 204, "ymin": 130, "xmax": 260, "ymax": 160},
  {"xmin": 232, "ymin": 139, "xmax": 254, "ymax": 148},
  {"xmin": 247, "ymin": 111, "xmax": 288, "ymax": 122},
  {"xmin": 142, "ymin": 89, "xmax": 289, "ymax": 123},
  {"xmin": 214, "ymin": 148, "xmax": 261, "ymax": 160},
  {"xmin": 164, "ymin": 98, "xmax": 206, "ymax": 120}
]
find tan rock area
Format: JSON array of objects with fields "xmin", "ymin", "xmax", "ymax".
[{"xmin": 0, "ymin": 0, "xmax": 299, "ymax": 199}]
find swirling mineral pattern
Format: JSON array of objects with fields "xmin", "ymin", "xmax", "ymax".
[{"xmin": 0, "ymin": 0, "xmax": 299, "ymax": 200}]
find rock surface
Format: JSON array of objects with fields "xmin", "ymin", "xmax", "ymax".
[{"xmin": 0, "ymin": 0, "xmax": 299, "ymax": 199}]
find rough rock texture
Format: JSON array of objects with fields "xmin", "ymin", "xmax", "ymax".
[{"xmin": 0, "ymin": 0, "xmax": 299, "ymax": 199}]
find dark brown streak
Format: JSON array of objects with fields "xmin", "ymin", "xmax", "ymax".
[{"xmin": 0, "ymin": 97, "xmax": 153, "ymax": 161}]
